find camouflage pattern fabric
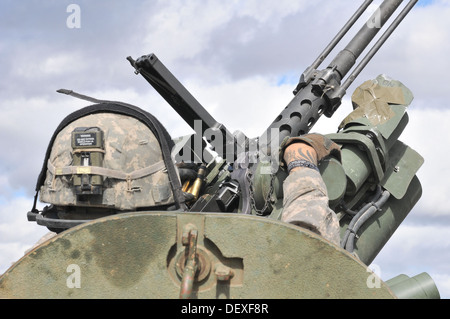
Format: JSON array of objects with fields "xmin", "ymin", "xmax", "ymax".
[
  {"xmin": 40, "ymin": 113, "xmax": 175, "ymax": 210},
  {"xmin": 282, "ymin": 167, "xmax": 340, "ymax": 246}
]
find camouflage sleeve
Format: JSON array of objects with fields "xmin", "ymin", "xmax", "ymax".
[{"xmin": 282, "ymin": 168, "xmax": 340, "ymax": 246}]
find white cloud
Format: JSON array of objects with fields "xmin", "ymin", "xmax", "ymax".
[
  {"xmin": 0, "ymin": 196, "xmax": 48, "ymax": 274},
  {"xmin": 181, "ymin": 76, "xmax": 293, "ymax": 138},
  {"xmin": 142, "ymin": 1, "xmax": 236, "ymax": 62},
  {"xmin": 373, "ymin": 223, "xmax": 450, "ymax": 294},
  {"xmin": 400, "ymin": 105, "xmax": 450, "ymax": 216},
  {"xmin": 234, "ymin": 0, "xmax": 310, "ymax": 24},
  {"xmin": 13, "ymin": 52, "xmax": 87, "ymax": 79},
  {"xmin": 430, "ymin": 273, "xmax": 450, "ymax": 299}
]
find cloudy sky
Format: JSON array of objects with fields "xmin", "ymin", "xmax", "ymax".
[{"xmin": 1, "ymin": 0, "xmax": 449, "ymax": 298}]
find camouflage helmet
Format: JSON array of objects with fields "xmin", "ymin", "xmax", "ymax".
[{"xmin": 28, "ymin": 102, "xmax": 185, "ymax": 231}]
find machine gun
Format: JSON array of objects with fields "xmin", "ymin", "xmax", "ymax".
[
  {"xmin": 3, "ymin": 0, "xmax": 440, "ymax": 300},
  {"xmin": 128, "ymin": 0, "xmax": 423, "ymax": 262}
]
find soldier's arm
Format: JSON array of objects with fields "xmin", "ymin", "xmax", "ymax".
[{"xmin": 281, "ymin": 134, "xmax": 341, "ymax": 246}]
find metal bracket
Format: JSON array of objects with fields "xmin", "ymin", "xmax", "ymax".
[
  {"xmin": 179, "ymin": 224, "xmax": 199, "ymax": 299},
  {"xmin": 327, "ymin": 129, "xmax": 387, "ymax": 184}
]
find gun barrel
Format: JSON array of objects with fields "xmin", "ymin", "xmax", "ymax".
[
  {"xmin": 309, "ymin": 0, "xmax": 374, "ymax": 72},
  {"xmin": 330, "ymin": 0, "xmax": 402, "ymax": 81},
  {"xmin": 342, "ymin": 0, "xmax": 418, "ymax": 90},
  {"xmin": 262, "ymin": 0, "xmax": 417, "ymax": 150}
]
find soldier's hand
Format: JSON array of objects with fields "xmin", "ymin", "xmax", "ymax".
[{"xmin": 282, "ymin": 133, "xmax": 341, "ymax": 163}]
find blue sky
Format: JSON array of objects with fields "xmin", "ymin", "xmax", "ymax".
[
  {"xmin": 417, "ymin": 0, "xmax": 434, "ymax": 6},
  {"xmin": 1, "ymin": 0, "xmax": 450, "ymax": 298}
]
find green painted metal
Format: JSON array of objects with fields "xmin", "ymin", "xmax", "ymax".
[
  {"xmin": 337, "ymin": 143, "xmax": 373, "ymax": 197},
  {"xmin": 380, "ymin": 140, "xmax": 424, "ymax": 200},
  {"xmin": 318, "ymin": 157, "xmax": 347, "ymax": 209},
  {"xmin": 386, "ymin": 273, "xmax": 440, "ymax": 299},
  {"xmin": 339, "ymin": 175, "xmax": 422, "ymax": 265},
  {"xmin": 0, "ymin": 212, "xmax": 396, "ymax": 299}
]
